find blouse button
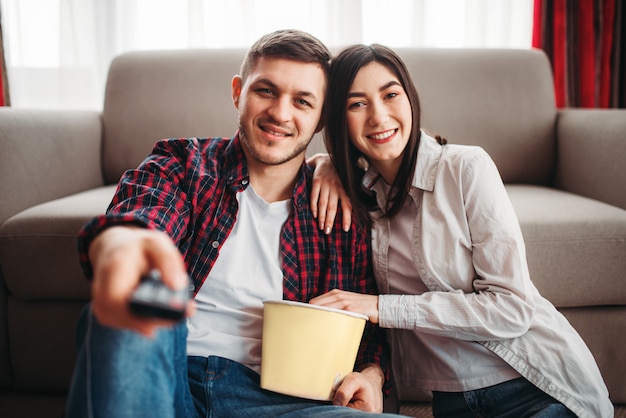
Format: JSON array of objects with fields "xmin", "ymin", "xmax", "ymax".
[
  {"xmin": 241, "ymin": 179, "xmax": 249, "ymax": 186},
  {"xmin": 211, "ymin": 241, "xmax": 219, "ymax": 249}
]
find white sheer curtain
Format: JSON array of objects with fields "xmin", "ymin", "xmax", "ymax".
[{"xmin": 1, "ymin": 0, "xmax": 533, "ymax": 110}]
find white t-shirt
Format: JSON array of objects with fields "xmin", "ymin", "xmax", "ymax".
[{"xmin": 186, "ymin": 185, "xmax": 290, "ymax": 373}]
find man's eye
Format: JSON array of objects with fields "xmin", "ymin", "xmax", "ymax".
[
  {"xmin": 296, "ymin": 99, "xmax": 312, "ymax": 107},
  {"xmin": 257, "ymin": 88, "xmax": 274, "ymax": 96}
]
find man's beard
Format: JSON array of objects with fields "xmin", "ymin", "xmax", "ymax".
[{"xmin": 238, "ymin": 121, "xmax": 312, "ymax": 166}]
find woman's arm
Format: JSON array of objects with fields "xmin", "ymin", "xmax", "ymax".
[
  {"xmin": 307, "ymin": 153, "xmax": 352, "ymax": 233},
  {"xmin": 312, "ymin": 149, "xmax": 537, "ymax": 342},
  {"xmin": 376, "ymin": 150, "xmax": 536, "ymax": 341}
]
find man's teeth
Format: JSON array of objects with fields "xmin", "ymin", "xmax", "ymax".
[
  {"xmin": 369, "ymin": 130, "xmax": 395, "ymax": 140},
  {"xmin": 264, "ymin": 127, "xmax": 288, "ymax": 136}
]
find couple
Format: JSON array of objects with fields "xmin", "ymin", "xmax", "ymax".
[{"xmin": 65, "ymin": 30, "xmax": 612, "ymax": 417}]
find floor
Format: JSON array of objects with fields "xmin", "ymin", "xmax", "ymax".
[
  {"xmin": 0, "ymin": 392, "xmax": 67, "ymax": 418},
  {"xmin": 399, "ymin": 403, "xmax": 433, "ymax": 417}
]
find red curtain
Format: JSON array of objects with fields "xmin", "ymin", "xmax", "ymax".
[
  {"xmin": 0, "ymin": 6, "xmax": 9, "ymax": 107},
  {"xmin": 533, "ymin": 0, "xmax": 625, "ymax": 108}
]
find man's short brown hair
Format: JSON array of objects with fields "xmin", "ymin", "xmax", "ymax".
[{"xmin": 240, "ymin": 29, "xmax": 331, "ymax": 82}]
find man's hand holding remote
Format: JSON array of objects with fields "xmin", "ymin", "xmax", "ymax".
[{"xmin": 88, "ymin": 226, "xmax": 195, "ymax": 337}]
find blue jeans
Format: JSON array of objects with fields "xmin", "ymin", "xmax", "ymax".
[
  {"xmin": 65, "ymin": 305, "xmax": 402, "ymax": 418},
  {"xmin": 432, "ymin": 377, "xmax": 576, "ymax": 418}
]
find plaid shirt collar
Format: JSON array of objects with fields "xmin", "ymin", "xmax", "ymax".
[{"xmin": 224, "ymin": 131, "xmax": 311, "ymax": 210}]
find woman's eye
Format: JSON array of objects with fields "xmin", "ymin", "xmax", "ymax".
[
  {"xmin": 385, "ymin": 92, "xmax": 398, "ymax": 99},
  {"xmin": 348, "ymin": 101, "xmax": 365, "ymax": 109}
]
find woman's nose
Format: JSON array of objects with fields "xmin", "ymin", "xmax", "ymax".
[{"xmin": 368, "ymin": 102, "xmax": 389, "ymax": 126}]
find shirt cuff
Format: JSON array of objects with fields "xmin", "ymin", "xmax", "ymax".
[
  {"xmin": 77, "ymin": 214, "xmax": 152, "ymax": 279},
  {"xmin": 378, "ymin": 294, "xmax": 418, "ymax": 329}
]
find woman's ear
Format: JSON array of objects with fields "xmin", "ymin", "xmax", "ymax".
[{"xmin": 231, "ymin": 75, "xmax": 242, "ymax": 109}]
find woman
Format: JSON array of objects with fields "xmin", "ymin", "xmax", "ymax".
[{"xmin": 310, "ymin": 44, "xmax": 612, "ymax": 418}]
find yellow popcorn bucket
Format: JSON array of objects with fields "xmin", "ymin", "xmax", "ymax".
[{"xmin": 260, "ymin": 300, "xmax": 368, "ymax": 401}]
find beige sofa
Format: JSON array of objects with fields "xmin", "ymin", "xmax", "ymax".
[{"xmin": 1, "ymin": 48, "xmax": 625, "ymax": 416}]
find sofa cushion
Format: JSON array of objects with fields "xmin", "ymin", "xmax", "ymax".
[
  {"xmin": 397, "ymin": 48, "xmax": 557, "ymax": 185},
  {"xmin": 556, "ymin": 109, "xmax": 626, "ymax": 211},
  {"xmin": 507, "ymin": 185, "xmax": 626, "ymax": 307},
  {"xmin": 102, "ymin": 49, "xmax": 244, "ymax": 184},
  {"xmin": 0, "ymin": 185, "xmax": 117, "ymax": 301},
  {"xmin": 0, "ymin": 109, "xmax": 103, "ymax": 227}
]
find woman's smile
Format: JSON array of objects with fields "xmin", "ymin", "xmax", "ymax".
[{"xmin": 367, "ymin": 128, "xmax": 397, "ymax": 143}]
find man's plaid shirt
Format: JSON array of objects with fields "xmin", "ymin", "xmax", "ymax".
[{"xmin": 78, "ymin": 132, "xmax": 388, "ymax": 380}]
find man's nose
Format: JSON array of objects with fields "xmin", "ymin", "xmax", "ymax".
[{"xmin": 267, "ymin": 96, "xmax": 293, "ymax": 124}]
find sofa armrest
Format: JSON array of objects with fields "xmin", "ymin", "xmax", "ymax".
[
  {"xmin": 0, "ymin": 109, "xmax": 103, "ymax": 226},
  {"xmin": 555, "ymin": 108, "xmax": 626, "ymax": 211}
]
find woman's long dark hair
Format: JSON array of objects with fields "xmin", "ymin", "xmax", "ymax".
[{"xmin": 324, "ymin": 44, "xmax": 422, "ymax": 226}]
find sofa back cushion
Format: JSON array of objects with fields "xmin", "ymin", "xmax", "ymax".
[
  {"xmin": 397, "ymin": 48, "xmax": 557, "ymax": 184},
  {"xmin": 102, "ymin": 48, "xmax": 557, "ymax": 185},
  {"xmin": 102, "ymin": 49, "xmax": 244, "ymax": 184}
]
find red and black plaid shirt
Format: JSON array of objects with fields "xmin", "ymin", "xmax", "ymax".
[{"xmin": 78, "ymin": 132, "xmax": 388, "ymax": 380}]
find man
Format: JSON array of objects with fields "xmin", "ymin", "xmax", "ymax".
[{"xmin": 65, "ymin": 30, "xmax": 395, "ymax": 418}]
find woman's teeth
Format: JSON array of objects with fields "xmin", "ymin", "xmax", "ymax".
[{"xmin": 369, "ymin": 129, "xmax": 395, "ymax": 140}]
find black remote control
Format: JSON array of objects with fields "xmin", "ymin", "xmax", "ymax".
[{"xmin": 129, "ymin": 269, "xmax": 193, "ymax": 320}]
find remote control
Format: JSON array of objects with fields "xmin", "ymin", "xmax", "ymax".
[{"xmin": 129, "ymin": 269, "xmax": 193, "ymax": 320}]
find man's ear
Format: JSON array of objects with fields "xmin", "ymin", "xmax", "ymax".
[{"xmin": 231, "ymin": 75, "xmax": 242, "ymax": 109}]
